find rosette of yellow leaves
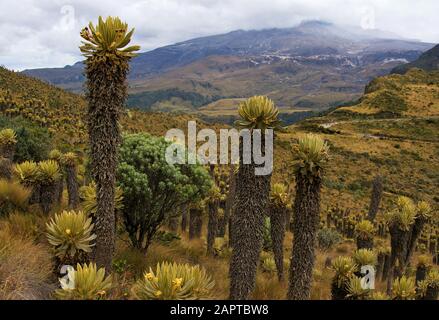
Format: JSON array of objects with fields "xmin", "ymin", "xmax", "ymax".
[
  {"xmin": 235, "ymin": 96, "xmax": 283, "ymax": 131},
  {"xmin": 55, "ymin": 263, "xmax": 112, "ymax": 300},
  {"xmin": 293, "ymin": 134, "xmax": 329, "ymax": 180},
  {"xmin": 46, "ymin": 210, "xmax": 96, "ymax": 258},
  {"xmin": 131, "ymin": 262, "xmax": 214, "ymax": 300}
]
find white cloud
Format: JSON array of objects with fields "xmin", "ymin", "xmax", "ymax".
[{"xmin": 0, "ymin": 0, "xmax": 438, "ymax": 70}]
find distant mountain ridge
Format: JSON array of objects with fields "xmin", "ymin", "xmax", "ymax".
[
  {"xmin": 23, "ymin": 20, "xmax": 434, "ymax": 111},
  {"xmin": 391, "ymin": 44, "xmax": 439, "ymax": 74}
]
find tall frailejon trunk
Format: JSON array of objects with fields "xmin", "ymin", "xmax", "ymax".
[
  {"xmin": 228, "ymin": 213, "xmax": 234, "ymax": 248},
  {"xmin": 167, "ymin": 215, "xmax": 179, "ymax": 233},
  {"xmin": 55, "ymin": 178, "xmax": 64, "ymax": 205},
  {"xmin": 387, "ymin": 224, "xmax": 411, "ymax": 294},
  {"xmin": 207, "ymin": 201, "xmax": 218, "ymax": 255},
  {"xmin": 80, "ymin": 16, "xmax": 140, "ymax": 270},
  {"xmin": 367, "ymin": 175, "xmax": 383, "ymax": 221},
  {"xmin": 85, "ymin": 56, "xmax": 128, "ymax": 271},
  {"xmin": 39, "ymin": 182, "xmax": 57, "ymax": 215},
  {"xmin": 216, "ymin": 200, "xmax": 227, "ymax": 237},
  {"xmin": 356, "ymin": 236, "xmax": 374, "ymax": 250},
  {"xmin": 404, "ymin": 217, "xmax": 427, "ymax": 269},
  {"xmin": 376, "ymin": 252, "xmax": 385, "ymax": 280},
  {"xmin": 65, "ymin": 164, "xmax": 79, "ymax": 209},
  {"xmin": 220, "ymin": 165, "xmax": 236, "ymax": 238},
  {"xmin": 0, "ymin": 141, "xmax": 14, "ymax": 179},
  {"xmin": 181, "ymin": 205, "xmax": 188, "ymax": 232},
  {"xmin": 229, "ymin": 135, "xmax": 271, "ymax": 300},
  {"xmin": 0, "ymin": 157, "xmax": 12, "ymax": 179},
  {"xmin": 29, "ymin": 183, "xmax": 41, "ymax": 205},
  {"xmin": 0, "ymin": 143, "xmax": 15, "ymax": 161},
  {"xmin": 287, "ymin": 174, "xmax": 322, "ymax": 300},
  {"xmin": 207, "ymin": 164, "xmax": 218, "ymax": 255},
  {"xmin": 285, "ymin": 207, "xmax": 292, "ymax": 232},
  {"xmin": 381, "ymin": 252, "xmax": 391, "ymax": 281},
  {"xmin": 189, "ymin": 208, "xmax": 203, "ymax": 239},
  {"xmin": 415, "ymin": 264, "xmax": 428, "ymax": 283},
  {"xmin": 269, "ymin": 202, "xmax": 287, "ymax": 281}
]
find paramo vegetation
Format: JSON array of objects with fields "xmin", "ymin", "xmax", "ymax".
[{"xmin": 0, "ymin": 16, "xmax": 438, "ymax": 301}]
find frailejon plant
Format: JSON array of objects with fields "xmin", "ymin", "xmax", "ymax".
[
  {"xmin": 229, "ymin": 96, "xmax": 282, "ymax": 300},
  {"xmin": 79, "ymin": 182, "xmax": 124, "ymax": 218},
  {"xmin": 405, "ymin": 201, "xmax": 433, "ymax": 267},
  {"xmin": 353, "ymin": 249, "xmax": 377, "ymax": 268},
  {"xmin": 330, "ymin": 256, "xmax": 357, "ymax": 300},
  {"xmin": 189, "ymin": 201, "xmax": 205, "ymax": 240},
  {"xmin": 13, "ymin": 160, "xmax": 39, "ymax": 204},
  {"xmin": 391, "ymin": 276, "xmax": 416, "ymax": 300},
  {"xmin": 80, "ymin": 16, "xmax": 140, "ymax": 270},
  {"xmin": 260, "ymin": 256, "xmax": 277, "ymax": 274},
  {"xmin": 131, "ymin": 262, "xmax": 215, "ymax": 300},
  {"xmin": 385, "ymin": 197, "xmax": 432, "ymax": 293},
  {"xmin": 13, "ymin": 161, "xmax": 38, "ymax": 186},
  {"xmin": 288, "ymin": 134, "xmax": 329, "ymax": 300},
  {"xmin": 346, "ymin": 276, "xmax": 370, "ymax": 300},
  {"xmin": 268, "ymin": 183, "xmax": 289, "ymax": 281},
  {"xmin": 46, "ymin": 210, "xmax": 96, "ymax": 265},
  {"xmin": 55, "ymin": 263, "xmax": 112, "ymax": 300},
  {"xmin": 37, "ymin": 160, "xmax": 61, "ymax": 214},
  {"xmin": 415, "ymin": 254, "xmax": 432, "ymax": 283},
  {"xmin": 368, "ymin": 291, "xmax": 390, "ymax": 300},
  {"xmin": 417, "ymin": 269, "xmax": 439, "ymax": 300},
  {"xmin": 0, "ymin": 128, "xmax": 17, "ymax": 160},
  {"xmin": 61, "ymin": 152, "xmax": 79, "ymax": 209},
  {"xmin": 0, "ymin": 128, "xmax": 16, "ymax": 179},
  {"xmin": 355, "ymin": 220, "xmax": 375, "ymax": 250},
  {"xmin": 367, "ymin": 175, "xmax": 383, "ymax": 221}
]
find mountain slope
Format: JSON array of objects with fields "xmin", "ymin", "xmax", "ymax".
[
  {"xmin": 281, "ymin": 68, "xmax": 439, "ymax": 208},
  {"xmin": 3, "ymin": 65, "xmax": 439, "ymax": 210},
  {"xmin": 0, "ymin": 67, "xmax": 215, "ymax": 149},
  {"xmin": 333, "ymin": 68, "xmax": 439, "ymax": 117},
  {"xmin": 391, "ymin": 44, "xmax": 439, "ymax": 74},
  {"xmin": 23, "ymin": 21, "xmax": 434, "ymax": 112}
]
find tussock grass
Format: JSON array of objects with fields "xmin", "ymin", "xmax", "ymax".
[{"xmin": 0, "ymin": 224, "xmax": 54, "ymax": 300}]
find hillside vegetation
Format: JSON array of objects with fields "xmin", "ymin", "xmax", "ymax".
[
  {"xmin": 392, "ymin": 44, "xmax": 439, "ymax": 74},
  {"xmin": 0, "ymin": 64, "xmax": 438, "ymax": 300},
  {"xmin": 0, "ymin": 67, "xmax": 220, "ymax": 148}
]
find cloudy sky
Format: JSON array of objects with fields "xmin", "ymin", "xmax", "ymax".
[{"xmin": 1, "ymin": 0, "xmax": 438, "ymax": 70}]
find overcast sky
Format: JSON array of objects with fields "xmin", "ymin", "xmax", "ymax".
[{"xmin": 1, "ymin": 0, "xmax": 438, "ymax": 71}]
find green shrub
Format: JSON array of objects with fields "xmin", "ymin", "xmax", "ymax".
[
  {"xmin": 317, "ymin": 228, "xmax": 343, "ymax": 250},
  {"xmin": 117, "ymin": 133, "xmax": 212, "ymax": 252},
  {"xmin": 0, "ymin": 116, "xmax": 52, "ymax": 162}
]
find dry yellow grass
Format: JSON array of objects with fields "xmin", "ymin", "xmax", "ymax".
[
  {"xmin": 112, "ymin": 226, "xmax": 373, "ymax": 300},
  {"xmin": 0, "ymin": 219, "xmax": 54, "ymax": 300}
]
